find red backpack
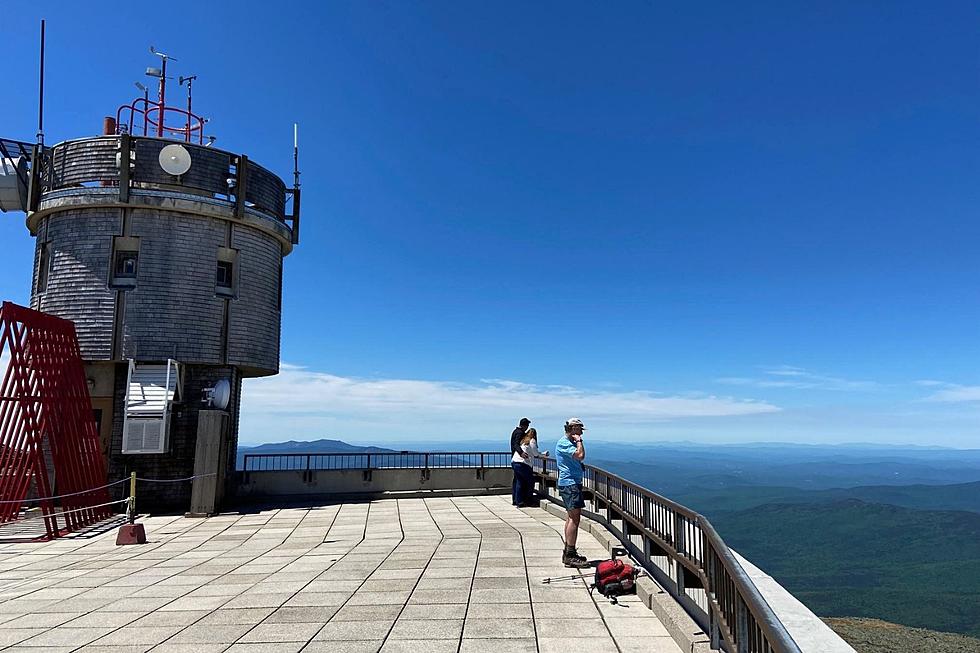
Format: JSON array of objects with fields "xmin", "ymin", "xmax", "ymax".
[{"xmin": 593, "ymin": 548, "xmax": 640, "ymax": 599}]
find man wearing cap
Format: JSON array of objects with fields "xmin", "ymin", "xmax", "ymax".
[
  {"xmin": 556, "ymin": 417, "xmax": 589, "ymax": 568},
  {"xmin": 510, "ymin": 418, "xmax": 531, "ymax": 506}
]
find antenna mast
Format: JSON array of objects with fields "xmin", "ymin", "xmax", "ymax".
[{"xmin": 37, "ymin": 19, "xmax": 45, "ymax": 145}]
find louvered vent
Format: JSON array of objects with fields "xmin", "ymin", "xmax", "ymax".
[{"xmin": 122, "ymin": 360, "xmax": 181, "ymax": 454}]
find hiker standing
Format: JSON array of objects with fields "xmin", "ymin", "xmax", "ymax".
[
  {"xmin": 510, "ymin": 417, "xmax": 531, "ymax": 506},
  {"xmin": 556, "ymin": 417, "xmax": 588, "ymax": 567},
  {"xmin": 512, "ymin": 427, "xmax": 548, "ymax": 507}
]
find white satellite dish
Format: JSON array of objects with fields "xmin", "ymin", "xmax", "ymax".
[
  {"xmin": 210, "ymin": 379, "xmax": 231, "ymax": 411},
  {"xmin": 159, "ymin": 144, "xmax": 192, "ymax": 176}
]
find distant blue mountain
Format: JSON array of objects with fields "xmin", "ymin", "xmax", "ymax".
[{"xmin": 237, "ymin": 439, "xmax": 398, "ymax": 469}]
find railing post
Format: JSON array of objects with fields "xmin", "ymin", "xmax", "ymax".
[
  {"xmin": 366, "ymin": 453, "xmax": 371, "ymax": 469},
  {"xmin": 675, "ymin": 513, "xmax": 686, "ymax": 594}
]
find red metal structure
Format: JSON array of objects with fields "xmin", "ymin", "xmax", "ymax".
[{"xmin": 0, "ymin": 302, "xmax": 111, "ymax": 539}]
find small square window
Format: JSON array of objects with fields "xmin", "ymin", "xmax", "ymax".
[
  {"xmin": 216, "ymin": 261, "xmax": 234, "ymax": 288},
  {"xmin": 114, "ymin": 251, "xmax": 139, "ymax": 279}
]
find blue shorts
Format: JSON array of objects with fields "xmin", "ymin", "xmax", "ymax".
[{"xmin": 559, "ymin": 483, "xmax": 585, "ymax": 510}]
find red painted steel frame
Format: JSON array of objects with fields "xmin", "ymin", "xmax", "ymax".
[{"xmin": 0, "ymin": 302, "xmax": 111, "ymax": 539}]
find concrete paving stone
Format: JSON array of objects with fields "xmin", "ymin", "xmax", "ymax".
[
  {"xmin": 414, "ymin": 577, "xmax": 470, "ymax": 590},
  {"xmin": 330, "ymin": 603, "xmax": 403, "ymax": 621},
  {"xmin": 471, "ymin": 576, "xmax": 527, "ymax": 590},
  {"xmin": 419, "ymin": 567, "xmax": 474, "ymax": 579},
  {"xmin": 157, "ymin": 593, "xmax": 234, "ymax": 611},
  {"xmin": 459, "ymin": 638, "xmax": 537, "ymax": 653},
  {"xmin": 368, "ymin": 569, "xmax": 424, "ymax": 581},
  {"xmin": 537, "ymin": 635, "xmax": 619, "ymax": 652},
  {"xmin": 529, "ymin": 587, "xmax": 596, "ymax": 602},
  {"xmin": 298, "ymin": 639, "xmax": 382, "ymax": 653},
  {"xmin": 530, "ymin": 602, "xmax": 601, "ymax": 619},
  {"xmin": 2, "ymin": 647, "xmax": 76, "ymax": 653},
  {"xmin": 197, "ymin": 607, "xmax": 277, "ymax": 625},
  {"xmin": 469, "ymin": 588, "xmax": 530, "ymax": 603},
  {"xmin": 0, "ymin": 612, "xmax": 82, "ymax": 628},
  {"xmin": 378, "ymin": 640, "xmax": 458, "ymax": 653},
  {"xmin": 64, "ymin": 611, "xmax": 145, "ymax": 628},
  {"xmin": 166, "ymin": 622, "xmax": 255, "ymax": 643},
  {"xmin": 407, "ymin": 588, "xmax": 470, "ymax": 604},
  {"xmin": 347, "ymin": 591, "xmax": 412, "ymax": 606},
  {"xmin": 535, "ymin": 617, "xmax": 608, "ymax": 638},
  {"xmin": 75, "ymin": 645, "xmax": 154, "ymax": 653},
  {"xmin": 282, "ymin": 591, "xmax": 352, "ymax": 607},
  {"xmin": 221, "ymin": 592, "xmax": 293, "ymax": 609},
  {"xmin": 396, "ymin": 603, "xmax": 467, "ymax": 620},
  {"xmin": 359, "ymin": 579, "xmax": 418, "ymax": 592},
  {"xmin": 264, "ymin": 605, "xmax": 338, "ymax": 623},
  {"xmin": 615, "ymin": 636, "xmax": 684, "ymax": 653},
  {"xmin": 474, "ymin": 567, "xmax": 526, "ymax": 578},
  {"xmin": 242, "ymin": 580, "xmax": 308, "ymax": 595},
  {"xmin": 463, "ymin": 617, "xmax": 535, "ymax": 639},
  {"xmin": 0, "ymin": 629, "xmax": 47, "ymax": 647},
  {"xmin": 464, "ymin": 603, "xmax": 534, "ymax": 619},
  {"xmin": 312, "ymin": 619, "xmax": 395, "ymax": 641},
  {"xmin": 126, "ymin": 584, "xmax": 194, "ymax": 598},
  {"xmin": 388, "ymin": 618, "xmax": 463, "ymax": 639},
  {"xmin": 90, "ymin": 625, "xmax": 184, "ymax": 646},
  {"xmin": 238, "ymin": 621, "xmax": 322, "ymax": 642},
  {"xmin": 17, "ymin": 626, "xmax": 116, "ymax": 647},
  {"xmin": 153, "ymin": 645, "xmax": 233, "ymax": 653},
  {"xmin": 129, "ymin": 609, "xmax": 209, "ymax": 627},
  {"xmin": 603, "ymin": 616, "xmax": 671, "ymax": 637}
]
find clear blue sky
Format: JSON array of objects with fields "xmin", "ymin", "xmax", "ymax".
[{"xmin": 2, "ymin": 1, "xmax": 978, "ymax": 446}]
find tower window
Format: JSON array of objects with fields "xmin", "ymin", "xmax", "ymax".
[
  {"xmin": 216, "ymin": 261, "xmax": 233, "ymax": 288},
  {"xmin": 216, "ymin": 247, "xmax": 238, "ymax": 298},
  {"xmin": 37, "ymin": 243, "xmax": 51, "ymax": 293},
  {"xmin": 110, "ymin": 236, "xmax": 141, "ymax": 288},
  {"xmin": 114, "ymin": 251, "xmax": 139, "ymax": 278}
]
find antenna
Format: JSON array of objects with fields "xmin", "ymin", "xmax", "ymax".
[
  {"xmin": 148, "ymin": 46, "xmax": 176, "ymax": 137},
  {"xmin": 37, "ymin": 19, "xmax": 45, "ymax": 145},
  {"xmin": 293, "ymin": 123, "xmax": 300, "ymax": 189},
  {"xmin": 179, "ymin": 75, "xmax": 197, "ymax": 138}
]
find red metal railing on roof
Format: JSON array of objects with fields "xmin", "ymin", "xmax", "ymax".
[
  {"xmin": 0, "ymin": 302, "xmax": 112, "ymax": 539},
  {"xmin": 115, "ymin": 97, "xmax": 206, "ymax": 144}
]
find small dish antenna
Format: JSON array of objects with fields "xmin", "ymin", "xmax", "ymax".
[
  {"xmin": 202, "ymin": 378, "xmax": 231, "ymax": 410},
  {"xmin": 159, "ymin": 144, "xmax": 192, "ymax": 176}
]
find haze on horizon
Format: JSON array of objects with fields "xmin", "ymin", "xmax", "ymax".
[{"xmin": 1, "ymin": 2, "xmax": 978, "ymax": 448}]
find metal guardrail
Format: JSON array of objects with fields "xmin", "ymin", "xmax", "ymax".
[
  {"xmin": 242, "ymin": 451, "xmax": 513, "ymax": 475},
  {"xmin": 533, "ymin": 456, "xmax": 801, "ymax": 653},
  {"xmin": 239, "ymin": 450, "xmax": 800, "ymax": 652}
]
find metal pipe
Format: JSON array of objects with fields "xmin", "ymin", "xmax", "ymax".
[{"xmin": 37, "ymin": 20, "xmax": 45, "ymax": 145}]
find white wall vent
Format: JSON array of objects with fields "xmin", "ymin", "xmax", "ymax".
[{"xmin": 121, "ymin": 359, "xmax": 181, "ymax": 454}]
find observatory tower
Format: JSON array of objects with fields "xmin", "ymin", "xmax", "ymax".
[{"xmin": 0, "ymin": 46, "xmax": 301, "ymax": 511}]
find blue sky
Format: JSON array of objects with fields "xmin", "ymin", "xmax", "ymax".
[{"xmin": 2, "ymin": 1, "xmax": 978, "ymax": 447}]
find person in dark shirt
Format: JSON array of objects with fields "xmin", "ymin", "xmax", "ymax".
[{"xmin": 510, "ymin": 417, "xmax": 530, "ymax": 505}]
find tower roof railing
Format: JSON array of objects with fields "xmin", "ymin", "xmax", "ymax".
[{"xmin": 116, "ymin": 97, "xmax": 207, "ymax": 144}]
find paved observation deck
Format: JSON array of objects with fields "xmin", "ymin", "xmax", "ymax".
[{"xmin": 0, "ymin": 497, "xmax": 681, "ymax": 653}]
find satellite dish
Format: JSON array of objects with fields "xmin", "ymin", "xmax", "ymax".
[
  {"xmin": 211, "ymin": 379, "xmax": 231, "ymax": 411},
  {"xmin": 159, "ymin": 144, "xmax": 192, "ymax": 176}
]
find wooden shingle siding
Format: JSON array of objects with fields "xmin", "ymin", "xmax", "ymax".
[{"xmin": 31, "ymin": 210, "xmax": 118, "ymax": 360}]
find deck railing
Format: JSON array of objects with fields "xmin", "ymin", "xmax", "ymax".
[
  {"xmin": 533, "ymin": 456, "xmax": 801, "ymax": 653},
  {"xmin": 239, "ymin": 450, "xmax": 800, "ymax": 652},
  {"xmin": 241, "ymin": 451, "xmax": 512, "ymax": 478}
]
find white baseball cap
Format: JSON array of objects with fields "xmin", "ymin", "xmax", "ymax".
[{"xmin": 565, "ymin": 417, "xmax": 585, "ymax": 428}]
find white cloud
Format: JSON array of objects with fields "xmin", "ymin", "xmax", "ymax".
[
  {"xmin": 240, "ymin": 364, "xmax": 779, "ymax": 442},
  {"xmin": 715, "ymin": 366, "xmax": 880, "ymax": 392},
  {"xmin": 921, "ymin": 383, "xmax": 980, "ymax": 404},
  {"xmin": 0, "ymin": 350, "xmax": 8, "ymax": 388}
]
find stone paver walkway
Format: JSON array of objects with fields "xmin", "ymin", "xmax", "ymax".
[{"xmin": 0, "ymin": 496, "xmax": 681, "ymax": 652}]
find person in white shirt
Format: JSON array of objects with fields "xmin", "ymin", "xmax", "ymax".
[{"xmin": 511, "ymin": 427, "xmax": 548, "ymax": 507}]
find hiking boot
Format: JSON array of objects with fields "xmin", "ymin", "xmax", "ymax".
[{"xmin": 562, "ymin": 548, "xmax": 589, "ymax": 568}]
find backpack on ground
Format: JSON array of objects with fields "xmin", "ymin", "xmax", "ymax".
[{"xmin": 592, "ymin": 547, "xmax": 640, "ymax": 601}]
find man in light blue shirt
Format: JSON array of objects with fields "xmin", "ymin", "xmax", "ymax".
[{"xmin": 555, "ymin": 417, "xmax": 588, "ymax": 568}]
